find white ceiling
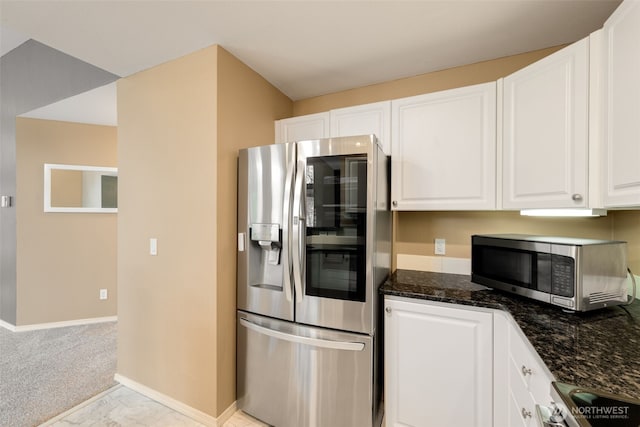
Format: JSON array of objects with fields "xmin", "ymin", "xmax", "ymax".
[
  {"xmin": 0, "ymin": 0, "xmax": 622, "ymax": 124},
  {"xmin": 19, "ymin": 82, "xmax": 118, "ymax": 126}
]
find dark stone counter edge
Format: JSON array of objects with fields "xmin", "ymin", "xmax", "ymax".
[{"xmin": 380, "ymin": 269, "xmax": 640, "ymax": 401}]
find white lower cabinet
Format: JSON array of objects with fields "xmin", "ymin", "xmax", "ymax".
[
  {"xmin": 385, "ymin": 298, "xmax": 555, "ymax": 427},
  {"xmin": 493, "ymin": 312, "xmax": 555, "ymax": 427},
  {"xmin": 384, "ymin": 297, "xmax": 494, "ymax": 427}
]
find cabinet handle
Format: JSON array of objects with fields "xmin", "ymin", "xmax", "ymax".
[
  {"xmin": 572, "ymin": 193, "xmax": 583, "ymax": 201},
  {"xmin": 521, "ymin": 408, "xmax": 532, "ymax": 419},
  {"xmin": 385, "ymin": 307, "xmax": 392, "ymax": 314},
  {"xmin": 392, "ymin": 200, "xmax": 398, "ymax": 207},
  {"xmin": 521, "ymin": 365, "xmax": 533, "ymax": 376}
]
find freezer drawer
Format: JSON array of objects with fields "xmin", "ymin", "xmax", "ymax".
[{"xmin": 237, "ymin": 311, "xmax": 380, "ymax": 427}]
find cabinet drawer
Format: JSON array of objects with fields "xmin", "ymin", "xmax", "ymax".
[
  {"xmin": 509, "ymin": 360, "xmax": 537, "ymax": 427},
  {"xmin": 509, "ymin": 326, "xmax": 554, "ymax": 402},
  {"xmin": 509, "ymin": 378, "xmax": 536, "ymax": 427}
]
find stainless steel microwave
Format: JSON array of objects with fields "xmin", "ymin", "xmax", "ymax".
[{"xmin": 471, "ymin": 234, "xmax": 628, "ymax": 312}]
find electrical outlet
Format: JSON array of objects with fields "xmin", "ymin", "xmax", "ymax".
[
  {"xmin": 99, "ymin": 289, "xmax": 108, "ymax": 300},
  {"xmin": 435, "ymin": 238, "xmax": 446, "ymax": 255}
]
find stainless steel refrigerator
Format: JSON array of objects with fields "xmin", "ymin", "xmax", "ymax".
[{"xmin": 237, "ymin": 135, "xmax": 390, "ymax": 427}]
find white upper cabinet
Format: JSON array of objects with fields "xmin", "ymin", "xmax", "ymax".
[
  {"xmin": 502, "ymin": 37, "xmax": 590, "ymax": 209},
  {"xmin": 330, "ymin": 101, "xmax": 391, "ymax": 155},
  {"xmin": 391, "ymin": 82, "xmax": 497, "ymax": 210},
  {"xmin": 276, "ymin": 103, "xmax": 391, "ymax": 154},
  {"xmin": 274, "ymin": 112, "xmax": 330, "ymax": 144},
  {"xmin": 601, "ymin": 0, "xmax": 640, "ymax": 207}
]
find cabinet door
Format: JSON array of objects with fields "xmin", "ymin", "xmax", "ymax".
[
  {"xmin": 391, "ymin": 82, "xmax": 497, "ymax": 210},
  {"xmin": 602, "ymin": 0, "xmax": 640, "ymax": 207},
  {"xmin": 330, "ymin": 101, "xmax": 391, "ymax": 156},
  {"xmin": 384, "ymin": 298, "xmax": 493, "ymax": 427},
  {"xmin": 274, "ymin": 112, "xmax": 330, "ymax": 144},
  {"xmin": 502, "ymin": 38, "xmax": 589, "ymax": 209}
]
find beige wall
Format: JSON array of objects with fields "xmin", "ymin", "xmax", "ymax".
[
  {"xmin": 291, "ymin": 46, "xmax": 640, "ymax": 274},
  {"xmin": 15, "ymin": 117, "xmax": 117, "ymax": 325},
  {"xmin": 117, "ymin": 45, "xmax": 292, "ymax": 419},
  {"xmin": 612, "ymin": 211, "xmax": 640, "ymax": 274},
  {"xmin": 294, "ymin": 46, "xmax": 565, "ymax": 115},
  {"xmin": 394, "ymin": 210, "xmax": 640, "ymax": 277},
  {"xmin": 216, "ymin": 47, "xmax": 292, "ymax": 413},
  {"xmin": 117, "ymin": 46, "xmax": 219, "ymax": 417},
  {"xmin": 395, "ymin": 211, "xmax": 614, "ymax": 259}
]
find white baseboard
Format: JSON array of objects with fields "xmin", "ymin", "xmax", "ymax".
[
  {"xmin": 217, "ymin": 399, "xmax": 238, "ymax": 426},
  {"xmin": 396, "ymin": 254, "xmax": 471, "ymax": 275},
  {"xmin": 114, "ymin": 374, "xmax": 233, "ymax": 427},
  {"xmin": 0, "ymin": 315, "xmax": 117, "ymax": 332},
  {"xmin": 0, "ymin": 319, "xmax": 17, "ymax": 332}
]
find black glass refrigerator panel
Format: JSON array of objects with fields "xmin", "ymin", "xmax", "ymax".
[{"xmin": 305, "ymin": 155, "xmax": 367, "ymax": 302}]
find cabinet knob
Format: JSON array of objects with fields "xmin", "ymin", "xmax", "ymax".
[
  {"xmin": 521, "ymin": 408, "xmax": 532, "ymax": 419},
  {"xmin": 385, "ymin": 307, "xmax": 392, "ymax": 314},
  {"xmin": 572, "ymin": 193, "xmax": 583, "ymax": 202},
  {"xmin": 392, "ymin": 200, "xmax": 397, "ymax": 207},
  {"xmin": 521, "ymin": 365, "xmax": 533, "ymax": 376}
]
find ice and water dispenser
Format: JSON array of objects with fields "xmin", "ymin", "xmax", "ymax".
[
  {"xmin": 238, "ymin": 221, "xmax": 282, "ymax": 291},
  {"xmin": 250, "ymin": 223, "xmax": 281, "ymax": 266}
]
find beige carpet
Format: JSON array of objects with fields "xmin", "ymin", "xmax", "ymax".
[{"xmin": 0, "ymin": 321, "xmax": 117, "ymax": 427}]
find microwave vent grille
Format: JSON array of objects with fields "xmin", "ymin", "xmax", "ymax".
[{"xmin": 588, "ymin": 292, "xmax": 619, "ymax": 304}]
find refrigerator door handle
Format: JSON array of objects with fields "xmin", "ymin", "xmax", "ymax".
[
  {"xmin": 291, "ymin": 160, "xmax": 305, "ymax": 303},
  {"xmin": 239, "ymin": 318, "xmax": 365, "ymax": 351},
  {"xmin": 282, "ymin": 146, "xmax": 295, "ymax": 303}
]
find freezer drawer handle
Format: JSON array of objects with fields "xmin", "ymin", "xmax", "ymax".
[{"xmin": 240, "ymin": 318, "xmax": 365, "ymax": 351}]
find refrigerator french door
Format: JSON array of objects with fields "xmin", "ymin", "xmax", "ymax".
[{"xmin": 237, "ymin": 135, "xmax": 390, "ymax": 427}]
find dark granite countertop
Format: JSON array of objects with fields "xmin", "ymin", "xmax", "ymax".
[{"xmin": 381, "ymin": 269, "xmax": 640, "ymax": 400}]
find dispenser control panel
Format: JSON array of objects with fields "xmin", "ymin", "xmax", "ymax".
[{"xmin": 251, "ymin": 223, "xmax": 279, "ymax": 242}]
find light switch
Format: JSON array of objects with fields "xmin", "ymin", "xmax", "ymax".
[{"xmin": 150, "ymin": 238, "xmax": 157, "ymax": 256}]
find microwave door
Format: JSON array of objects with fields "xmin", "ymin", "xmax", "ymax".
[
  {"xmin": 293, "ymin": 138, "xmax": 375, "ymax": 334},
  {"xmin": 237, "ymin": 143, "xmax": 295, "ymax": 322}
]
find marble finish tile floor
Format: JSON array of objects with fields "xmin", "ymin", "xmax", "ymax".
[{"xmin": 44, "ymin": 385, "xmax": 267, "ymax": 427}]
